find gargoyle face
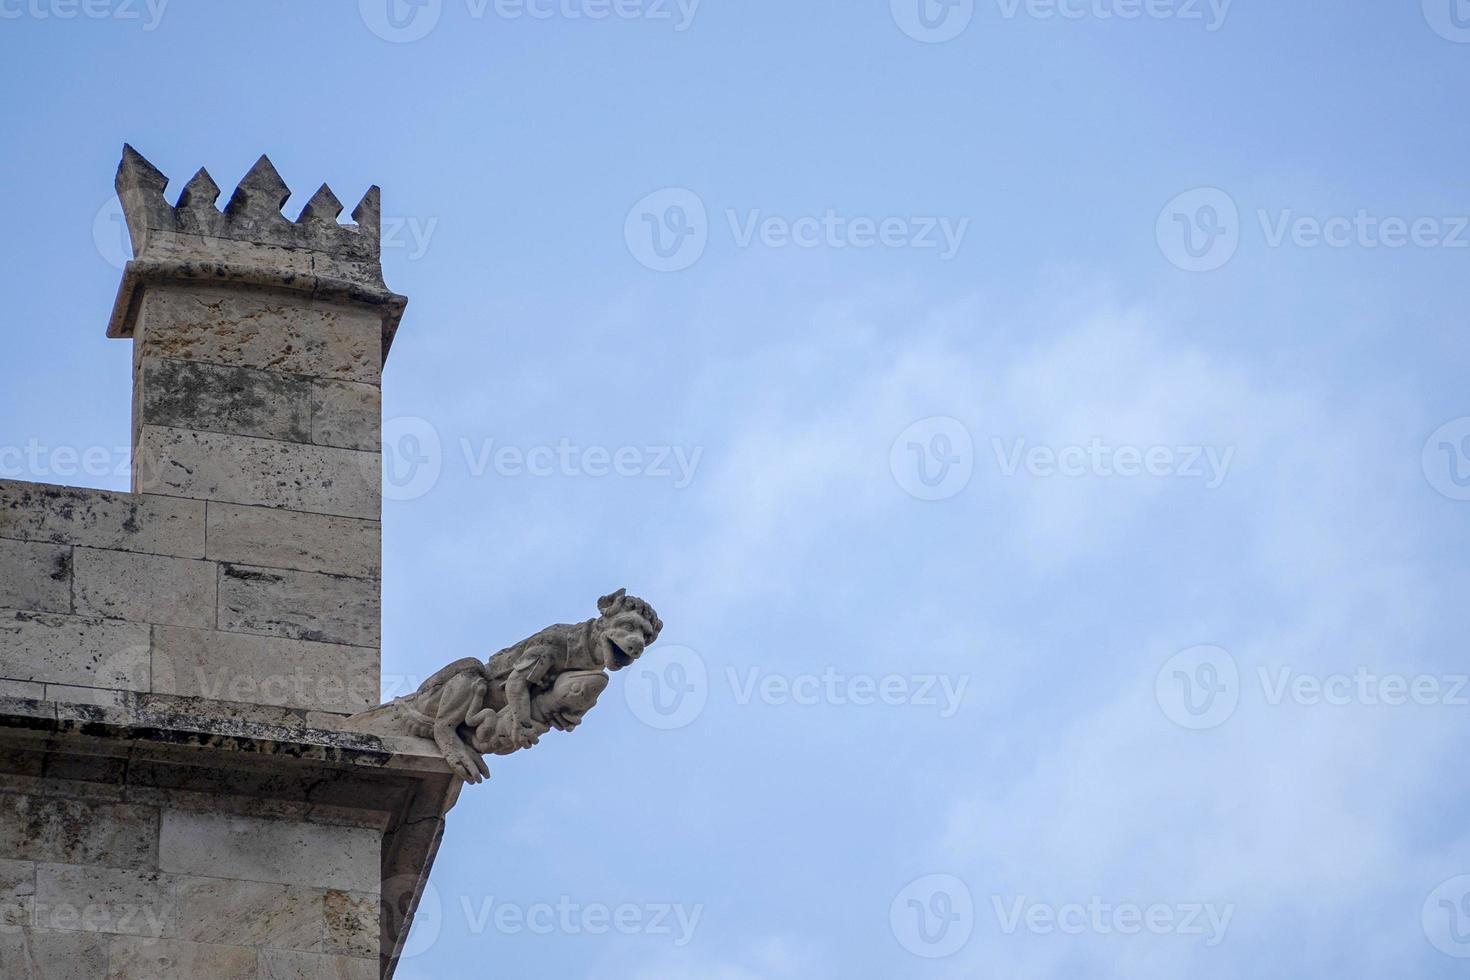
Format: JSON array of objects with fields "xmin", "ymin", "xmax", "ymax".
[
  {"xmin": 599, "ymin": 614, "xmax": 652, "ymax": 670},
  {"xmin": 594, "ymin": 589, "xmax": 662, "ymax": 671}
]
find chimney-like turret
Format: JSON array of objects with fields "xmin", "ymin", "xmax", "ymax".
[{"xmin": 106, "ymin": 145, "xmax": 409, "ymax": 714}]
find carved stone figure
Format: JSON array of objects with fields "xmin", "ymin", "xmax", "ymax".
[{"xmin": 345, "ymin": 590, "xmax": 662, "ymax": 783}]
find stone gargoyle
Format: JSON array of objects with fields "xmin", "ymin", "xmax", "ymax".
[{"xmin": 344, "ymin": 589, "xmax": 662, "ymax": 783}]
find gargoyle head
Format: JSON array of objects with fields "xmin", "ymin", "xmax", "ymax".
[{"xmin": 594, "ymin": 588, "xmax": 662, "ymax": 671}]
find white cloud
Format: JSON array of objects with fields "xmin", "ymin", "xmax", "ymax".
[{"xmin": 667, "ymin": 293, "xmax": 1470, "ymax": 975}]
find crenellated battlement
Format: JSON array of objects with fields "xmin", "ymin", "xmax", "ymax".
[
  {"xmin": 107, "ymin": 145, "xmax": 407, "ymax": 360},
  {"xmin": 116, "ymin": 144, "xmax": 382, "ymax": 263}
]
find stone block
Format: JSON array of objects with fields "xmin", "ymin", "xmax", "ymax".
[
  {"xmin": 260, "ymin": 949, "xmax": 378, "ymax": 980},
  {"xmin": 136, "ymin": 284, "xmax": 383, "ymax": 384},
  {"xmin": 167, "ymin": 876, "xmax": 324, "ymax": 952},
  {"xmin": 206, "ymin": 503, "xmax": 379, "ymax": 579},
  {"xmin": 0, "ymin": 540, "xmax": 71, "ymax": 614},
  {"xmin": 106, "ymin": 936, "xmax": 256, "ymax": 980},
  {"xmin": 152, "ymin": 626, "xmax": 379, "ymax": 714},
  {"xmin": 323, "ymin": 889, "xmax": 378, "ymax": 957},
  {"xmin": 0, "ymin": 679, "xmax": 43, "ymax": 700},
  {"xmin": 310, "ymin": 379, "xmax": 381, "ymax": 452},
  {"xmin": 0, "ymin": 610, "xmax": 150, "ymax": 690},
  {"xmin": 217, "ymin": 564, "xmax": 379, "ymax": 648},
  {"xmin": 158, "ymin": 810, "xmax": 380, "ymax": 893},
  {"xmin": 42, "ymin": 685, "xmax": 131, "ymax": 708},
  {"xmin": 0, "ymin": 858, "xmax": 34, "ymax": 927},
  {"xmin": 326, "ymin": 957, "xmax": 380, "ymax": 980},
  {"xmin": 139, "ymin": 356, "xmax": 311, "ymax": 443},
  {"xmin": 0, "ymin": 793, "xmax": 158, "ymax": 870},
  {"xmin": 73, "ymin": 548, "xmax": 216, "ymax": 630},
  {"xmin": 0, "ymin": 481, "xmax": 204, "ymax": 558},
  {"xmin": 259, "ymin": 948, "xmax": 320, "ymax": 980},
  {"xmin": 33, "ymin": 864, "xmax": 171, "ymax": 937},
  {"xmin": 0, "ymin": 929, "xmax": 108, "ymax": 979},
  {"xmin": 135, "ymin": 425, "xmax": 380, "ymax": 520}
]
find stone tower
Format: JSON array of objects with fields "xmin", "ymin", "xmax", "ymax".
[{"xmin": 0, "ymin": 146, "xmax": 454, "ymax": 979}]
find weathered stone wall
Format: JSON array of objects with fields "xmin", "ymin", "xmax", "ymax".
[
  {"xmin": 0, "ymin": 276, "xmax": 385, "ymax": 718},
  {"xmin": 0, "ymin": 476, "xmax": 380, "ymax": 717},
  {"xmin": 0, "ymin": 781, "xmax": 381, "ymax": 978}
]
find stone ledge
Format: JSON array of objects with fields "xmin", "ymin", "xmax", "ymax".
[
  {"xmin": 0, "ymin": 694, "xmax": 457, "ymax": 980},
  {"xmin": 107, "ymin": 259, "xmax": 407, "ymax": 365}
]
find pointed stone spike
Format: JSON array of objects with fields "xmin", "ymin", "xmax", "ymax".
[
  {"xmin": 298, "ymin": 183, "xmax": 345, "ymax": 226},
  {"xmin": 225, "ymin": 154, "xmax": 291, "ymax": 219},
  {"xmin": 176, "ymin": 168, "xmax": 221, "ymax": 211},
  {"xmin": 114, "ymin": 144, "xmax": 173, "ymax": 255},
  {"xmin": 351, "ymin": 186, "xmax": 381, "ymax": 238},
  {"xmin": 116, "ymin": 143, "xmax": 168, "ymax": 196}
]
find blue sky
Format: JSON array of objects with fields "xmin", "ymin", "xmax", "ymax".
[{"xmin": 5, "ymin": 0, "xmax": 1470, "ymax": 976}]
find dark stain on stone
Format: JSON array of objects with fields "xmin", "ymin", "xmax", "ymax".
[
  {"xmin": 222, "ymin": 566, "xmax": 283, "ymax": 584},
  {"xmin": 144, "ymin": 357, "xmax": 310, "ymax": 443}
]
